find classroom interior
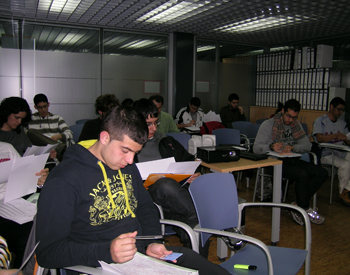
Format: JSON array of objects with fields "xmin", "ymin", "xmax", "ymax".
[{"xmin": 1, "ymin": 0, "xmax": 350, "ymax": 274}]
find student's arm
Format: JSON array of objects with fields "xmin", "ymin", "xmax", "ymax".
[
  {"xmin": 253, "ymin": 119, "xmax": 274, "ymax": 154},
  {"xmin": 57, "ymin": 116, "xmax": 73, "ymax": 142}
]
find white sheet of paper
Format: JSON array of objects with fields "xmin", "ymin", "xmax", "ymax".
[
  {"xmin": 166, "ymin": 161, "xmax": 201, "ymax": 174},
  {"xmin": 0, "ymin": 159, "xmax": 14, "ymax": 184},
  {"xmin": 23, "ymin": 144, "xmax": 58, "ymax": 157},
  {"xmin": 136, "ymin": 157, "xmax": 175, "ymax": 180},
  {"xmin": 267, "ymin": 151, "xmax": 302, "ymax": 158},
  {"xmin": 0, "ymin": 197, "xmax": 37, "ymax": 224},
  {"xmin": 184, "ymin": 126, "xmax": 200, "ymax": 132},
  {"xmin": 203, "ymin": 111, "xmax": 222, "ymax": 123},
  {"xmin": 5, "ymin": 153, "xmax": 49, "ymax": 203}
]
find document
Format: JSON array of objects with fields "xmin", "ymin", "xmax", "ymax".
[
  {"xmin": 136, "ymin": 157, "xmax": 175, "ymax": 180},
  {"xmin": 23, "ymin": 144, "xmax": 58, "ymax": 157},
  {"xmin": 267, "ymin": 151, "xmax": 302, "ymax": 158},
  {"xmin": 203, "ymin": 111, "xmax": 221, "ymax": 123},
  {"xmin": 184, "ymin": 126, "xmax": 201, "ymax": 132},
  {"xmin": 98, "ymin": 252, "xmax": 198, "ymax": 275},
  {"xmin": 0, "ymin": 197, "xmax": 37, "ymax": 224}
]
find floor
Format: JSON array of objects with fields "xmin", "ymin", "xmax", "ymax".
[{"xmin": 165, "ymin": 170, "xmax": 350, "ymax": 275}]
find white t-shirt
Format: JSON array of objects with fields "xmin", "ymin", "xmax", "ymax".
[{"xmin": 0, "ymin": 142, "xmax": 20, "ymax": 163}]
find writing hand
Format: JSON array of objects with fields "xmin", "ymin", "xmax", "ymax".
[
  {"xmin": 146, "ymin": 243, "xmax": 175, "ymax": 263},
  {"xmin": 110, "ymin": 231, "xmax": 137, "ymax": 263},
  {"xmin": 272, "ymin": 142, "xmax": 284, "ymax": 152},
  {"xmin": 282, "ymin": 145, "xmax": 293, "ymax": 153}
]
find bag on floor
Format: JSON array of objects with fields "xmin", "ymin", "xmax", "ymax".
[{"xmin": 255, "ymin": 176, "xmax": 273, "ymax": 201}]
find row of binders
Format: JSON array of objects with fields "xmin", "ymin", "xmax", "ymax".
[
  {"xmin": 257, "ymin": 51, "xmax": 293, "ymax": 71},
  {"xmin": 255, "ymin": 90, "xmax": 329, "ymax": 111},
  {"xmin": 256, "ymin": 68, "xmax": 330, "ymax": 90}
]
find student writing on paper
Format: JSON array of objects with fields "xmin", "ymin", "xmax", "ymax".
[
  {"xmin": 35, "ymin": 106, "xmax": 229, "ymax": 275},
  {"xmin": 312, "ymin": 97, "xmax": 350, "ymax": 205},
  {"xmin": 132, "ymin": 99, "xmax": 207, "ymax": 256},
  {"xmin": 254, "ymin": 99, "xmax": 328, "ymax": 225},
  {"xmin": 175, "ymin": 97, "xmax": 204, "ymax": 131},
  {"xmin": 0, "ymin": 142, "xmax": 49, "ymax": 268}
]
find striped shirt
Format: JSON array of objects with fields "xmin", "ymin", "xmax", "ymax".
[{"xmin": 28, "ymin": 112, "xmax": 73, "ymax": 142}]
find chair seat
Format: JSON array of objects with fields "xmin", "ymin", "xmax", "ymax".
[{"xmin": 220, "ymin": 244, "xmax": 308, "ymax": 275}]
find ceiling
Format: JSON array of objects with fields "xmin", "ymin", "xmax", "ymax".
[{"xmin": 0, "ymin": 0, "xmax": 349, "ymax": 60}]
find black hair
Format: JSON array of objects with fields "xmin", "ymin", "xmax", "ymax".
[
  {"xmin": 228, "ymin": 93, "xmax": 239, "ymax": 102},
  {"xmin": 95, "ymin": 94, "xmax": 119, "ymax": 115},
  {"xmin": 33, "ymin": 93, "xmax": 48, "ymax": 105},
  {"xmin": 149, "ymin": 95, "xmax": 164, "ymax": 105},
  {"xmin": 190, "ymin": 97, "xmax": 201, "ymax": 107},
  {"xmin": 283, "ymin": 99, "xmax": 301, "ymax": 113},
  {"xmin": 330, "ymin": 97, "xmax": 346, "ymax": 108},
  {"xmin": 121, "ymin": 98, "xmax": 134, "ymax": 106},
  {"xmin": 132, "ymin": 98, "xmax": 159, "ymax": 119},
  {"xmin": 0, "ymin": 97, "xmax": 32, "ymax": 131},
  {"xmin": 101, "ymin": 105, "xmax": 148, "ymax": 145},
  {"xmin": 275, "ymin": 102, "xmax": 284, "ymax": 114}
]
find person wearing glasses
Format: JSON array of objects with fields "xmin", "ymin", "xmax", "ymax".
[
  {"xmin": 27, "ymin": 93, "xmax": 73, "ymax": 161},
  {"xmin": 254, "ymin": 99, "xmax": 327, "ymax": 225},
  {"xmin": 312, "ymin": 97, "xmax": 350, "ymax": 205}
]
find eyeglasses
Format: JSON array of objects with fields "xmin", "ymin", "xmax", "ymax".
[
  {"xmin": 147, "ymin": 120, "xmax": 160, "ymax": 127},
  {"xmin": 36, "ymin": 105, "xmax": 48, "ymax": 110},
  {"xmin": 336, "ymin": 107, "xmax": 345, "ymax": 112},
  {"xmin": 285, "ymin": 113, "xmax": 298, "ymax": 121}
]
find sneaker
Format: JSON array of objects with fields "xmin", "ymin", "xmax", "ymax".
[
  {"xmin": 339, "ymin": 189, "xmax": 350, "ymax": 206},
  {"xmin": 306, "ymin": 207, "xmax": 325, "ymax": 225},
  {"xmin": 289, "ymin": 202, "xmax": 304, "ymax": 226}
]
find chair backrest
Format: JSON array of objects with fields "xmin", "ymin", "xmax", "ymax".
[
  {"xmin": 75, "ymin": 119, "xmax": 91, "ymax": 124},
  {"xmin": 245, "ymin": 123, "xmax": 261, "ymax": 143},
  {"xmin": 256, "ymin": 118, "xmax": 267, "ymax": 124},
  {"xmin": 231, "ymin": 121, "xmax": 252, "ymax": 136},
  {"xmin": 300, "ymin": 122, "xmax": 308, "ymax": 135},
  {"xmin": 69, "ymin": 124, "xmax": 84, "ymax": 143},
  {"xmin": 166, "ymin": 133, "xmax": 191, "ymax": 150},
  {"xmin": 189, "ymin": 173, "xmax": 239, "ymax": 245},
  {"xmin": 212, "ymin": 128, "xmax": 240, "ymax": 146}
]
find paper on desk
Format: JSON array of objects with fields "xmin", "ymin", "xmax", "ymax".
[
  {"xmin": 184, "ymin": 126, "xmax": 200, "ymax": 132},
  {"xmin": 4, "ymin": 153, "xmax": 49, "ymax": 203},
  {"xmin": 99, "ymin": 252, "xmax": 198, "ymax": 275},
  {"xmin": 0, "ymin": 197, "xmax": 37, "ymax": 224},
  {"xmin": 136, "ymin": 157, "xmax": 175, "ymax": 180},
  {"xmin": 267, "ymin": 151, "xmax": 302, "ymax": 158},
  {"xmin": 23, "ymin": 144, "xmax": 58, "ymax": 157},
  {"xmin": 203, "ymin": 111, "xmax": 221, "ymax": 123}
]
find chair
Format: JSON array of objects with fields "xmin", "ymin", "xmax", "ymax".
[
  {"xmin": 69, "ymin": 124, "xmax": 84, "ymax": 143},
  {"xmin": 245, "ymin": 123, "xmax": 261, "ymax": 146},
  {"xmin": 189, "ymin": 173, "xmax": 311, "ymax": 275},
  {"xmin": 75, "ymin": 119, "xmax": 91, "ymax": 124},
  {"xmin": 166, "ymin": 133, "xmax": 191, "ymax": 151},
  {"xmin": 231, "ymin": 121, "xmax": 252, "ymax": 136},
  {"xmin": 256, "ymin": 118, "xmax": 267, "ymax": 124},
  {"xmin": 212, "ymin": 128, "xmax": 240, "ymax": 146},
  {"xmin": 300, "ymin": 122, "xmax": 308, "ymax": 135}
]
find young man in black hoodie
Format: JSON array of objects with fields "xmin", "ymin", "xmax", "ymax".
[{"xmin": 36, "ymin": 105, "xmax": 229, "ymax": 275}]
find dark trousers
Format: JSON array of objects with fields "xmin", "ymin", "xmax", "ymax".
[{"xmin": 282, "ymin": 158, "xmax": 328, "ymax": 209}]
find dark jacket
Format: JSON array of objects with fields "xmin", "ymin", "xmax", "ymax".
[{"xmin": 219, "ymin": 105, "xmax": 246, "ymax": 128}]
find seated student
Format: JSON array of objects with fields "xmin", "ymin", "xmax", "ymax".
[
  {"xmin": 149, "ymin": 95, "xmax": 179, "ymax": 134},
  {"xmin": 27, "ymin": 93, "xmax": 73, "ymax": 160},
  {"xmin": 253, "ymin": 99, "xmax": 328, "ymax": 225},
  {"xmin": 0, "ymin": 97, "xmax": 56, "ymax": 160},
  {"xmin": 0, "ymin": 142, "xmax": 49, "ymax": 268},
  {"xmin": 175, "ymin": 97, "xmax": 204, "ymax": 130},
  {"xmin": 35, "ymin": 106, "xmax": 229, "ymax": 275},
  {"xmin": 78, "ymin": 94, "xmax": 119, "ymax": 142},
  {"xmin": 219, "ymin": 93, "xmax": 246, "ymax": 128},
  {"xmin": 0, "ymin": 236, "xmax": 23, "ymax": 275}
]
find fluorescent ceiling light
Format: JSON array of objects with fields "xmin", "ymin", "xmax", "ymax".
[
  {"xmin": 197, "ymin": 45, "xmax": 216, "ymax": 52},
  {"xmin": 120, "ymin": 39, "xmax": 160, "ymax": 49},
  {"xmin": 137, "ymin": 0, "xmax": 214, "ymax": 24},
  {"xmin": 215, "ymin": 16, "xmax": 302, "ymax": 33},
  {"xmin": 38, "ymin": 0, "xmax": 81, "ymax": 13},
  {"xmin": 60, "ymin": 33, "xmax": 84, "ymax": 45}
]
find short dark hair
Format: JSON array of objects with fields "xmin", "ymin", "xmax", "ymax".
[
  {"xmin": 95, "ymin": 94, "xmax": 119, "ymax": 115},
  {"xmin": 33, "ymin": 94, "xmax": 48, "ymax": 105},
  {"xmin": 149, "ymin": 95, "xmax": 164, "ymax": 105},
  {"xmin": 101, "ymin": 106, "xmax": 148, "ymax": 145},
  {"xmin": 0, "ymin": 97, "xmax": 32, "ymax": 130},
  {"xmin": 121, "ymin": 98, "xmax": 134, "ymax": 106},
  {"xmin": 228, "ymin": 93, "xmax": 239, "ymax": 102},
  {"xmin": 283, "ymin": 99, "xmax": 301, "ymax": 113},
  {"xmin": 330, "ymin": 97, "xmax": 345, "ymax": 108},
  {"xmin": 190, "ymin": 97, "xmax": 201, "ymax": 107},
  {"xmin": 132, "ymin": 98, "xmax": 159, "ymax": 119}
]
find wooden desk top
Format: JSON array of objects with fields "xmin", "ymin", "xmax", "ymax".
[{"xmin": 200, "ymin": 157, "xmax": 282, "ymax": 173}]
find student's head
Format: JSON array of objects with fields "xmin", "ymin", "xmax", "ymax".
[
  {"xmin": 189, "ymin": 97, "xmax": 201, "ymax": 114},
  {"xmin": 329, "ymin": 97, "xmax": 346, "ymax": 119},
  {"xmin": 132, "ymin": 98, "xmax": 159, "ymax": 139},
  {"xmin": 149, "ymin": 95, "xmax": 164, "ymax": 114},
  {"xmin": 0, "ymin": 97, "xmax": 32, "ymax": 132},
  {"xmin": 281, "ymin": 99, "xmax": 301, "ymax": 126},
  {"xmin": 33, "ymin": 93, "xmax": 49, "ymax": 118},
  {"xmin": 121, "ymin": 98, "xmax": 134, "ymax": 106},
  {"xmin": 228, "ymin": 93, "xmax": 239, "ymax": 109},
  {"xmin": 95, "ymin": 94, "xmax": 119, "ymax": 118},
  {"xmin": 98, "ymin": 106, "xmax": 148, "ymax": 170}
]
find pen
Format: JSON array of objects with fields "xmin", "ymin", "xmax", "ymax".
[
  {"xmin": 234, "ymin": 264, "xmax": 257, "ymax": 270},
  {"xmin": 135, "ymin": 235, "xmax": 163, "ymax": 240}
]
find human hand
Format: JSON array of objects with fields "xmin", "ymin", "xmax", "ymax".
[
  {"xmin": 49, "ymin": 150, "xmax": 57, "ymax": 159},
  {"xmin": 110, "ymin": 231, "xmax": 137, "ymax": 263},
  {"xmin": 187, "ymin": 120, "xmax": 196, "ymax": 126},
  {"xmin": 282, "ymin": 145, "xmax": 293, "ymax": 153},
  {"xmin": 186, "ymin": 172, "xmax": 201, "ymax": 184},
  {"xmin": 271, "ymin": 142, "xmax": 283, "ymax": 152},
  {"xmin": 336, "ymin": 133, "xmax": 347, "ymax": 141},
  {"xmin": 146, "ymin": 243, "xmax": 175, "ymax": 262},
  {"xmin": 36, "ymin": 168, "xmax": 49, "ymax": 186},
  {"xmin": 50, "ymin": 134, "xmax": 62, "ymax": 141},
  {"xmin": 238, "ymin": 106, "xmax": 244, "ymax": 114}
]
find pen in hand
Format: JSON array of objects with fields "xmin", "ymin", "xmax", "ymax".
[{"xmin": 134, "ymin": 235, "xmax": 163, "ymax": 240}]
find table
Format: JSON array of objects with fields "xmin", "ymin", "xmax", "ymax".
[{"xmin": 200, "ymin": 157, "xmax": 283, "ymax": 245}]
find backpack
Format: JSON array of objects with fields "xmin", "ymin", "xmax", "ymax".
[{"xmin": 200, "ymin": 121, "xmax": 225, "ymax": 135}]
